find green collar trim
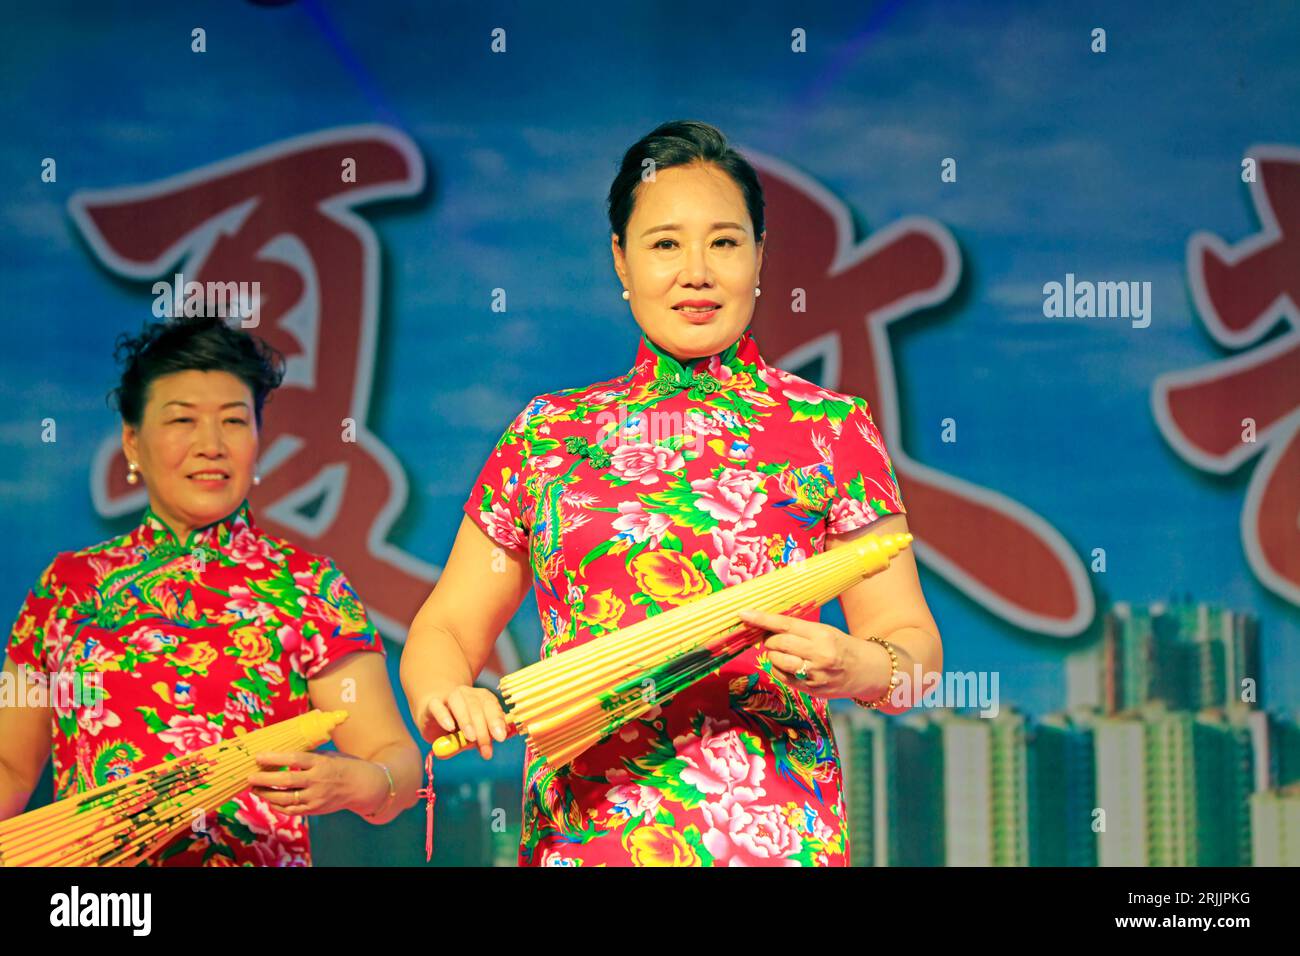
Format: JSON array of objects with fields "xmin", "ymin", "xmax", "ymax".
[
  {"xmin": 633, "ymin": 327, "xmax": 759, "ymax": 396},
  {"xmin": 140, "ymin": 498, "xmax": 253, "ymax": 551}
]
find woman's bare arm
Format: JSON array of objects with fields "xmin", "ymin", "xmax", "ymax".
[
  {"xmin": 0, "ymin": 656, "xmax": 53, "ymax": 819},
  {"xmin": 826, "ymin": 512, "xmax": 943, "ymax": 714},
  {"xmin": 399, "ymin": 515, "xmax": 532, "ymax": 756},
  {"xmin": 306, "ymin": 653, "xmax": 424, "ymax": 824}
]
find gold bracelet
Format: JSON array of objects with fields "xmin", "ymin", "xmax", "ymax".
[
  {"xmin": 363, "ymin": 762, "xmax": 397, "ymax": 820},
  {"xmin": 851, "ymin": 635, "xmax": 900, "ymax": 710}
]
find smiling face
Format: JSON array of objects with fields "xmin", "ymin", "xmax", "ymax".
[
  {"xmin": 612, "ymin": 161, "xmax": 764, "ymax": 361},
  {"xmin": 121, "ymin": 369, "xmax": 259, "ymax": 540}
]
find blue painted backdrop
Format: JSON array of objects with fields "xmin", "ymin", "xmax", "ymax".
[{"xmin": 2, "ymin": 0, "xmax": 1297, "ymax": 864}]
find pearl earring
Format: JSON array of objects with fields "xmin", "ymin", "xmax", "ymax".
[
  {"xmin": 253, "ymin": 474, "xmax": 261, "ymax": 486},
  {"xmin": 755, "ymin": 287, "xmax": 762, "ymax": 297},
  {"xmin": 126, "ymin": 462, "xmax": 140, "ymax": 485},
  {"xmin": 622, "ymin": 290, "xmax": 630, "ymax": 300}
]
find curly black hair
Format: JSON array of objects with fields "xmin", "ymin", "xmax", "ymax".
[
  {"xmin": 109, "ymin": 316, "xmax": 286, "ymax": 427},
  {"xmin": 606, "ymin": 119, "xmax": 766, "ymax": 249}
]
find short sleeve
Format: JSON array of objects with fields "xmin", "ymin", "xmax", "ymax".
[
  {"xmin": 5, "ymin": 556, "xmax": 67, "ymax": 673},
  {"xmin": 461, "ymin": 399, "xmax": 536, "ymax": 554},
  {"xmin": 825, "ymin": 397, "xmax": 907, "ymax": 535},
  {"xmin": 296, "ymin": 557, "xmax": 385, "ymax": 680}
]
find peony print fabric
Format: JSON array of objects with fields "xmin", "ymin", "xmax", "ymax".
[
  {"xmin": 464, "ymin": 326, "xmax": 906, "ymax": 866},
  {"xmin": 4, "ymin": 500, "xmax": 384, "ymax": 866}
]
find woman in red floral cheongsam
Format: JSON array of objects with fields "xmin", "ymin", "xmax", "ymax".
[
  {"xmin": 0, "ymin": 317, "xmax": 422, "ymax": 865},
  {"xmin": 402, "ymin": 120, "xmax": 942, "ymax": 866}
]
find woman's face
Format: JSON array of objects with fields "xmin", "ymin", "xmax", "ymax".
[
  {"xmin": 612, "ymin": 161, "xmax": 764, "ymax": 361},
  {"xmin": 122, "ymin": 369, "xmax": 259, "ymax": 538}
]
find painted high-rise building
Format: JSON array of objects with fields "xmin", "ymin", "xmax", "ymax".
[
  {"xmin": 1080, "ymin": 600, "xmax": 1261, "ymax": 715},
  {"xmin": 941, "ymin": 707, "xmax": 1029, "ymax": 866},
  {"xmin": 1250, "ymin": 783, "xmax": 1300, "ymax": 865},
  {"xmin": 832, "ymin": 707, "xmax": 944, "ymax": 866},
  {"xmin": 1028, "ymin": 712, "xmax": 1097, "ymax": 866},
  {"xmin": 1091, "ymin": 701, "xmax": 1254, "ymax": 866}
]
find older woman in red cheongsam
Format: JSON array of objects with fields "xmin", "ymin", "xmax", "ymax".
[{"xmin": 0, "ymin": 316, "xmax": 421, "ymax": 865}]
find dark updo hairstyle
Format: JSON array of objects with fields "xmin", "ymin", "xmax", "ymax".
[
  {"xmin": 606, "ymin": 120, "xmax": 766, "ymax": 249},
  {"xmin": 110, "ymin": 316, "xmax": 286, "ymax": 428}
]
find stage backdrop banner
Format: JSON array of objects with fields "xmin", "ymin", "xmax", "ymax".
[{"xmin": 1, "ymin": 0, "xmax": 1296, "ymax": 866}]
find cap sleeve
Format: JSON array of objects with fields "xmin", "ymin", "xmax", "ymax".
[
  {"xmin": 296, "ymin": 556, "xmax": 385, "ymax": 681},
  {"xmin": 461, "ymin": 398, "xmax": 538, "ymax": 553},
  {"xmin": 5, "ymin": 556, "xmax": 68, "ymax": 673},
  {"xmin": 825, "ymin": 397, "xmax": 907, "ymax": 535}
]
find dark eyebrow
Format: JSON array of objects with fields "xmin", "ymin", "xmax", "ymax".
[
  {"xmin": 641, "ymin": 221, "xmax": 745, "ymax": 238},
  {"xmin": 161, "ymin": 401, "xmax": 250, "ymax": 410}
]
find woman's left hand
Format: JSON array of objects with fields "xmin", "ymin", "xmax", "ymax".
[
  {"xmin": 737, "ymin": 608, "xmax": 871, "ymax": 700},
  {"xmin": 248, "ymin": 751, "xmax": 388, "ymax": 818}
]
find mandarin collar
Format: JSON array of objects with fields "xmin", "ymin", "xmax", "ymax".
[
  {"xmin": 136, "ymin": 498, "xmax": 255, "ymax": 554},
  {"xmin": 628, "ymin": 326, "xmax": 764, "ymax": 395}
]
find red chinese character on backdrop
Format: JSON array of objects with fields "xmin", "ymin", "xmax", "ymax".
[
  {"xmin": 68, "ymin": 126, "xmax": 523, "ymax": 675},
  {"xmin": 1154, "ymin": 144, "xmax": 1300, "ymax": 606},
  {"xmin": 748, "ymin": 152, "xmax": 1095, "ymax": 637}
]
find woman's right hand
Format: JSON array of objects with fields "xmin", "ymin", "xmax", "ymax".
[{"xmin": 417, "ymin": 685, "xmax": 509, "ymax": 759}]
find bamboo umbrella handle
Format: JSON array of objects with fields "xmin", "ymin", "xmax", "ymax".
[{"xmin": 431, "ymin": 721, "xmax": 519, "ymax": 758}]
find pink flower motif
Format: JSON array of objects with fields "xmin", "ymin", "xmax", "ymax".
[
  {"xmin": 48, "ymin": 671, "xmax": 79, "ymax": 720},
  {"xmin": 709, "ymin": 528, "xmax": 776, "ymax": 586},
  {"xmin": 672, "ymin": 717, "xmax": 765, "ymax": 800},
  {"xmin": 297, "ymin": 631, "xmax": 330, "ymax": 675},
  {"xmin": 611, "ymin": 501, "xmax": 671, "ymax": 546},
  {"xmin": 233, "ymin": 792, "xmax": 280, "ymax": 835},
  {"xmin": 703, "ymin": 354, "xmax": 734, "ymax": 381},
  {"xmin": 228, "ymin": 528, "xmax": 281, "ymax": 570},
  {"xmin": 41, "ymin": 617, "xmax": 74, "ymax": 667},
  {"xmin": 609, "ymin": 443, "xmax": 685, "ymax": 486},
  {"xmin": 684, "ymin": 410, "xmax": 723, "ymax": 438},
  {"xmin": 276, "ymin": 623, "xmax": 302, "ymax": 656},
  {"xmin": 529, "ymin": 454, "xmax": 563, "ymax": 471},
  {"xmin": 701, "ymin": 795, "xmax": 803, "ymax": 866},
  {"xmin": 482, "ymin": 501, "xmax": 526, "ymax": 550},
  {"xmin": 810, "ymin": 811, "xmax": 836, "ymax": 843},
  {"xmin": 761, "ymin": 366, "xmax": 802, "ymax": 389},
  {"xmin": 690, "ymin": 468, "xmax": 768, "ymax": 532},
  {"xmin": 784, "ymin": 384, "xmax": 838, "ymax": 406},
  {"xmin": 223, "ymin": 696, "xmax": 248, "ymax": 725},
  {"xmin": 77, "ymin": 704, "xmax": 122, "ymax": 737},
  {"xmin": 156, "ymin": 713, "xmax": 223, "ymax": 753},
  {"xmin": 606, "ymin": 783, "xmax": 664, "ymax": 824},
  {"xmin": 827, "ymin": 497, "xmax": 880, "ymax": 534},
  {"xmin": 248, "ymin": 838, "xmax": 307, "ymax": 867},
  {"xmin": 225, "ymin": 586, "xmax": 274, "ymax": 621},
  {"xmin": 233, "ymin": 793, "xmax": 303, "ymax": 858},
  {"xmin": 123, "ymin": 625, "xmax": 170, "ymax": 653}
]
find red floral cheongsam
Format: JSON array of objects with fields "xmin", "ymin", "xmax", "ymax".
[
  {"xmin": 464, "ymin": 326, "xmax": 906, "ymax": 866},
  {"xmin": 4, "ymin": 500, "xmax": 384, "ymax": 866}
]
